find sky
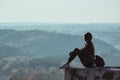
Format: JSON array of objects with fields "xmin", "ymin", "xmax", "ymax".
[{"xmin": 0, "ymin": 0, "xmax": 120, "ymax": 23}]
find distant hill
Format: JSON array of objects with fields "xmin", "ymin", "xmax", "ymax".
[
  {"xmin": 0, "ymin": 29, "xmax": 120, "ymax": 80},
  {"xmin": 0, "ymin": 29, "xmax": 120, "ymax": 65},
  {"xmin": 0, "ymin": 44, "xmax": 24, "ymax": 59}
]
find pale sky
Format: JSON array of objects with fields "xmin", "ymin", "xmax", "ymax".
[{"xmin": 0, "ymin": 0, "xmax": 120, "ymax": 23}]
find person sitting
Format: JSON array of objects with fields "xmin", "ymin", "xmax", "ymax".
[{"xmin": 60, "ymin": 32, "xmax": 105, "ymax": 69}]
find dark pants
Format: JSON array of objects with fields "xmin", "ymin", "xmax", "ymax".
[{"xmin": 68, "ymin": 48, "xmax": 94, "ymax": 67}]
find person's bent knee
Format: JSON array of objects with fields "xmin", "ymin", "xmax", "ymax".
[
  {"xmin": 74, "ymin": 48, "xmax": 79, "ymax": 51},
  {"xmin": 69, "ymin": 51, "xmax": 77, "ymax": 56}
]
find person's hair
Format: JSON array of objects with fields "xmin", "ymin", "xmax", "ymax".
[{"xmin": 84, "ymin": 32, "xmax": 92, "ymax": 41}]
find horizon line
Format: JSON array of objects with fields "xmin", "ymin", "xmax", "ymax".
[{"xmin": 0, "ymin": 22, "xmax": 120, "ymax": 25}]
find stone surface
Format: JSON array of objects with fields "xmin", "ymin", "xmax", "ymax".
[{"xmin": 64, "ymin": 67, "xmax": 120, "ymax": 80}]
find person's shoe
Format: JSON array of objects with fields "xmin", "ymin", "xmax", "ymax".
[{"xmin": 59, "ymin": 64, "xmax": 70, "ymax": 69}]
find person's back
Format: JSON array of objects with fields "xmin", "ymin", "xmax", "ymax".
[{"xmin": 78, "ymin": 32, "xmax": 95, "ymax": 67}]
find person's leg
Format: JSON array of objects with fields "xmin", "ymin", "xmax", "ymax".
[
  {"xmin": 59, "ymin": 48, "xmax": 79, "ymax": 69},
  {"xmin": 66, "ymin": 48, "xmax": 79, "ymax": 64}
]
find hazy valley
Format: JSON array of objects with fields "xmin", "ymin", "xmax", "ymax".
[{"xmin": 0, "ymin": 24, "xmax": 120, "ymax": 80}]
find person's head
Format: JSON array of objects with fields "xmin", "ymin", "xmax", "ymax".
[{"xmin": 84, "ymin": 32, "xmax": 92, "ymax": 42}]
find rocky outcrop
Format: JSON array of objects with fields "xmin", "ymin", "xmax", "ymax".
[{"xmin": 64, "ymin": 67, "xmax": 120, "ymax": 80}]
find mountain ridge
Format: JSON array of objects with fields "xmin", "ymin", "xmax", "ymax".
[
  {"xmin": 0, "ymin": 29, "xmax": 120, "ymax": 65},
  {"xmin": 0, "ymin": 29, "xmax": 120, "ymax": 80}
]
